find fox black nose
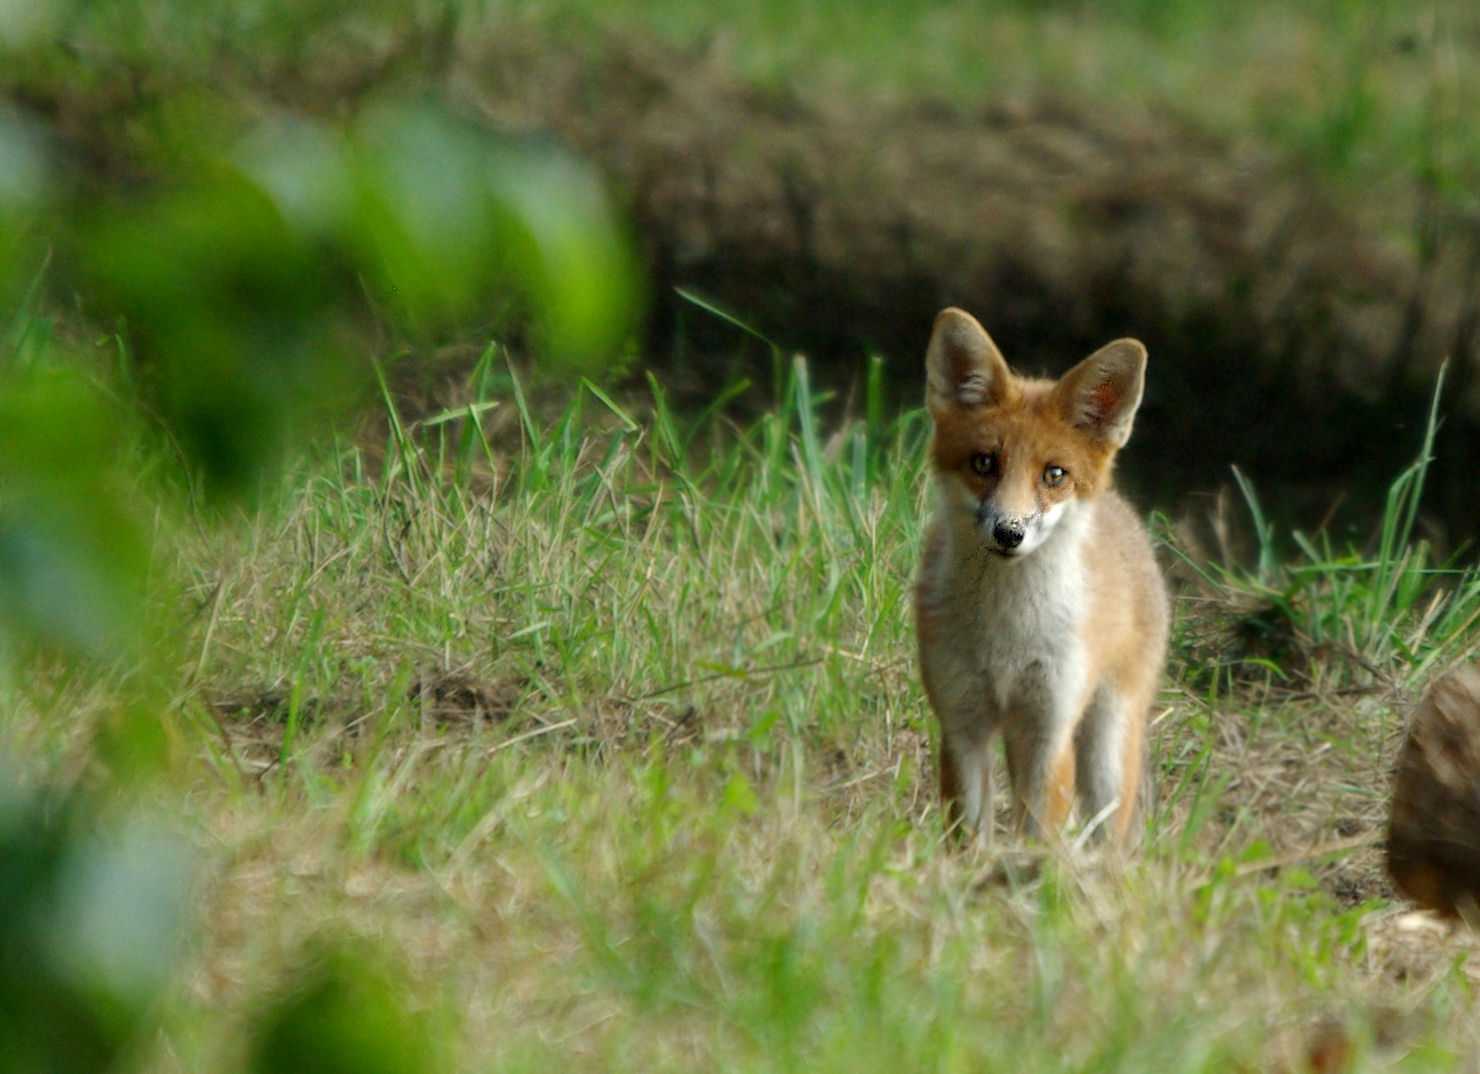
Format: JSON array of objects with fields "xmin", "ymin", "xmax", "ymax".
[{"xmin": 992, "ymin": 519, "xmax": 1025, "ymax": 549}]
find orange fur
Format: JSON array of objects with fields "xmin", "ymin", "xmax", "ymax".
[{"xmin": 1046, "ymin": 742, "xmax": 1076, "ymax": 829}]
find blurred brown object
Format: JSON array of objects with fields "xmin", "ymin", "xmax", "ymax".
[
  {"xmin": 1388, "ymin": 666, "xmax": 1480, "ymax": 922},
  {"xmin": 1304, "ymin": 1014, "xmax": 1354, "ymax": 1074}
]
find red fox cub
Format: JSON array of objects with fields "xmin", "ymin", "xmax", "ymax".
[{"xmin": 915, "ymin": 308, "xmax": 1168, "ymax": 846}]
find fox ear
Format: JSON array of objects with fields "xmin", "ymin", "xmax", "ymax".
[
  {"xmin": 925, "ymin": 308, "xmax": 1012, "ymax": 412},
  {"xmin": 1054, "ymin": 339, "xmax": 1147, "ymax": 447}
]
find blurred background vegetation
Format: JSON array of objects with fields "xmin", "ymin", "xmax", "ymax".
[
  {"xmin": 2, "ymin": 1, "xmax": 1479, "ymax": 1071},
  {"xmin": 6, "ymin": 0, "xmax": 1480, "ymax": 528}
]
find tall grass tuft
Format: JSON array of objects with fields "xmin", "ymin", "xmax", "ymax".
[{"xmin": 1169, "ymin": 368, "xmax": 1480, "ymax": 689}]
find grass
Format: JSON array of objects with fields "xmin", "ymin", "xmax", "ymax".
[
  {"xmin": 9, "ymin": 1, "xmax": 1480, "ymax": 226},
  {"xmin": 3, "ymin": 352, "xmax": 1471, "ymax": 1071},
  {"xmin": 537, "ymin": 0, "xmax": 1480, "ymax": 201},
  {"xmin": 1170, "ymin": 370, "xmax": 1480, "ymax": 695},
  {"xmin": 8, "ymin": 6, "xmax": 1480, "ymax": 1067}
]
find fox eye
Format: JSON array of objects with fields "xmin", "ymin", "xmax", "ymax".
[
  {"xmin": 1043, "ymin": 464, "xmax": 1068, "ymax": 487},
  {"xmin": 970, "ymin": 452, "xmax": 997, "ymax": 477}
]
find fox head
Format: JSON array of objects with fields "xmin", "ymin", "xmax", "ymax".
[{"xmin": 924, "ymin": 307, "xmax": 1147, "ymax": 558}]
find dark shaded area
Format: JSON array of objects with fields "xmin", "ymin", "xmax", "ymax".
[{"xmin": 457, "ymin": 33, "xmax": 1480, "ymax": 535}]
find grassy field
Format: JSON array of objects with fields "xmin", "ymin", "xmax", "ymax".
[
  {"xmin": 3, "ymin": 356, "xmax": 1471, "ymax": 1072},
  {"xmin": 12, "ymin": 0, "xmax": 1480, "ymax": 220},
  {"xmin": 7, "ymin": 2, "xmax": 1480, "ymax": 1070},
  {"xmin": 580, "ymin": 0, "xmax": 1480, "ymax": 193}
]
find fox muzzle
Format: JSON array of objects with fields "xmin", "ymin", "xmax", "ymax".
[
  {"xmin": 976, "ymin": 502, "xmax": 1032, "ymax": 555},
  {"xmin": 991, "ymin": 517, "xmax": 1025, "ymax": 550}
]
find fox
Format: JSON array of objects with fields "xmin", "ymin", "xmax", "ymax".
[{"xmin": 914, "ymin": 307, "xmax": 1169, "ymax": 847}]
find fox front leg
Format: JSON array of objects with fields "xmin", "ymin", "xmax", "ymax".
[
  {"xmin": 940, "ymin": 731, "xmax": 995, "ymax": 845},
  {"xmin": 1001, "ymin": 719, "xmax": 1077, "ymax": 839}
]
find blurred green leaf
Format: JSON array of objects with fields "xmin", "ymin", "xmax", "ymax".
[
  {"xmin": 79, "ymin": 165, "xmax": 358, "ymax": 502},
  {"xmin": 486, "ymin": 145, "xmax": 644, "ymax": 369},
  {"xmin": 0, "ymin": 110, "xmax": 54, "ymax": 314},
  {"xmin": 0, "ymin": 110, "xmax": 49, "ymax": 213},
  {"xmin": 346, "ymin": 106, "xmax": 497, "ymax": 324},
  {"xmin": 0, "ymin": 770, "xmax": 194, "ymax": 1074},
  {"xmin": 0, "ymin": 0, "xmax": 74, "ymax": 50},
  {"xmin": 0, "ymin": 87, "xmax": 639, "ymax": 1073},
  {"xmin": 68, "ymin": 102, "xmax": 641, "ymax": 501},
  {"xmin": 342, "ymin": 105, "xmax": 642, "ymax": 368},
  {"xmin": 248, "ymin": 941, "xmax": 446, "ymax": 1074},
  {"xmin": 237, "ymin": 115, "xmax": 352, "ymax": 238},
  {"xmin": 0, "ymin": 367, "xmax": 151, "ymax": 661},
  {"xmin": 48, "ymin": 815, "xmax": 195, "ymax": 999}
]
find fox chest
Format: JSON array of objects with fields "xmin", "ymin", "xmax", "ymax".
[{"xmin": 917, "ymin": 550, "xmax": 1088, "ymax": 724}]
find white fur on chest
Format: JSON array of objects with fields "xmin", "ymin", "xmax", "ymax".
[{"xmin": 920, "ymin": 488, "xmax": 1093, "ymax": 729}]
